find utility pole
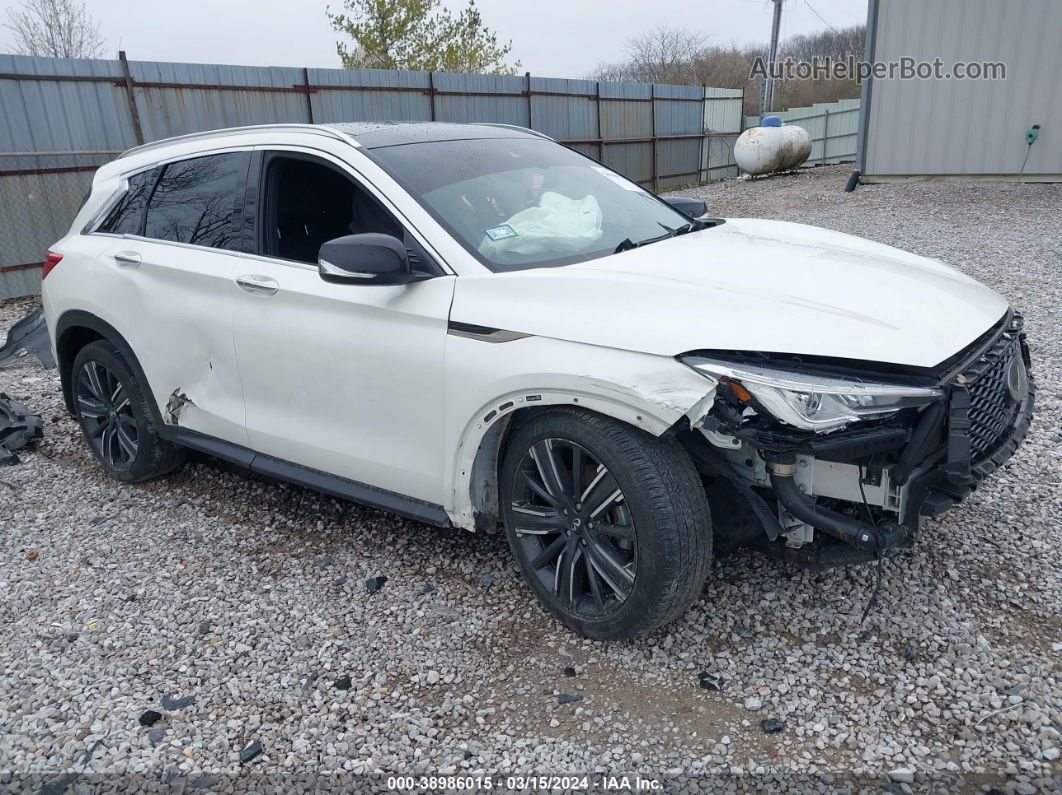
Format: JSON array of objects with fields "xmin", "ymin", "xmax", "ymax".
[{"xmin": 762, "ymin": 0, "xmax": 784, "ymax": 115}]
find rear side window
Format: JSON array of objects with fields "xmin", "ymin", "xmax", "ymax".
[
  {"xmin": 144, "ymin": 152, "xmax": 249, "ymax": 250},
  {"xmin": 97, "ymin": 168, "xmax": 158, "ymax": 235}
]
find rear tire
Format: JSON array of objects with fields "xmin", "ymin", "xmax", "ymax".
[
  {"xmin": 71, "ymin": 340, "xmax": 184, "ymax": 482},
  {"xmin": 500, "ymin": 408, "xmax": 713, "ymax": 640}
]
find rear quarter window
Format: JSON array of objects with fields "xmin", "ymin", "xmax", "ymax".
[
  {"xmin": 97, "ymin": 168, "xmax": 159, "ymax": 235},
  {"xmin": 143, "ymin": 152, "xmax": 249, "ymax": 250}
]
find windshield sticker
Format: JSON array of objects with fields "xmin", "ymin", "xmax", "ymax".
[
  {"xmin": 592, "ymin": 165, "xmax": 645, "ymax": 192},
  {"xmin": 485, "ymin": 224, "xmax": 519, "ymax": 241}
]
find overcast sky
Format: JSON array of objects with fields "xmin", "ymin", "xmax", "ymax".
[{"xmin": 0, "ymin": 0, "xmax": 868, "ymax": 77}]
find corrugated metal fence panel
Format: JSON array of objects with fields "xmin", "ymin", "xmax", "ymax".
[
  {"xmin": 0, "ymin": 265, "xmax": 41, "ymax": 299},
  {"xmin": 0, "ymin": 168, "xmax": 94, "ymax": 297},
  {"xmin": 0, "ymin": 53, "xmax": 136, "ymax": 153},
  {"xmin": 704, "ymin": 87, "xmax": 744, "ymax": 134},
  {"xmin": 702, "ymin": 87, "xmax": 743, "ymax": 181},
  {"xmin": 309, "ymin": 68, "xmax": 431, "ymax": 123},
  {"xmin": 433, "ymin": 72, "xmax": 528, "ymax": 126},
  {"xmin": 530, "ymin": 77, "xmax": 597, "ymax": 142},
  {"xmin": 129, "ymin": 61, "xmax": 308, "ymax": 140},
  {"xmin": 597, "ymin": 81, "xmax": 652, "ymax": 184},
  {"xmin": 863, "ymin": 0, "xmax": 1062, "ymax": 177}
]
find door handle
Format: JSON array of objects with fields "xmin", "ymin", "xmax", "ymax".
[
  {"xmin": 113, "ymin": 251, "xmax": 141, "ymax": 267},
  {"xmin": 235, "ymin": 275, "xmax": 279, "ymax": 295}
]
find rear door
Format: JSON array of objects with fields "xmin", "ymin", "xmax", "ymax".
[
  {"xmin": 228, "ymin": 146, "xmax": 455, "ymax": 505},
  {"xmin": 95, "ymin": 150, "xmax": 252, "ymax": 444}
]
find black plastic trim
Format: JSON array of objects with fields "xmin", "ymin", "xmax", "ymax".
[{"xmin": 167, "ymin": 428, "xmax": 451, "ymax": 527}]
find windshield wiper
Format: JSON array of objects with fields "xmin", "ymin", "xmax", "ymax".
[{"xmin": 614, "ymin": 222, "xmax": 695, "ymax": 254}]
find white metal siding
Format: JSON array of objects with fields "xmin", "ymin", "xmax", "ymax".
[{"xmin": 862, "ymin": 0, "xmax": 1062, "ymax": 178}]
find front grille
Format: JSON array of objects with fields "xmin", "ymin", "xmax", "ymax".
[{"xmin": 958, "ymin": 332, "xmax": 1024, "ymax": 460}]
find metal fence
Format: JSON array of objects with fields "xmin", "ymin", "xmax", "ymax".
[
  {"xmin": 0, "ymin": 53, "xmax": 744, "ymax": 299},
  {"xmin": 745, "ymin": 97, "xmax": 861, "ymax": 168}
]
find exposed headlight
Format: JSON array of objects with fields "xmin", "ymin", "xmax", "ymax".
[{"xmin": 682, "ymin": 357, "xmax": 943, "ymax": 433}]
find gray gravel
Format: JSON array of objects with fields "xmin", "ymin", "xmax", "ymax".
[{"xmin": 1, "ymin": 165, "xmax": 1059, "ymax": 792}]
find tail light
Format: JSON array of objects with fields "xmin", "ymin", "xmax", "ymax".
[{"xmin": 42, "ymin": 251, "xmax": 62, "ymax": 279}]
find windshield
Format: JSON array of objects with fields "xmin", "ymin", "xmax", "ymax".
[{"xmin": 368, "ymin": 137, "xmax": 695, "ymax": 272}]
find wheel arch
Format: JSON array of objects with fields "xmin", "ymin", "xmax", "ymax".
[
  {"xmin": 451, "ymin": 388, "xmax": 691, "ymax": 533},
  {"xmin": 55, "ymin": 310, "xmax": 162, "ymax": 426}
]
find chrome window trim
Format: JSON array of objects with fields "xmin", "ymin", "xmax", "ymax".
[{"xmin": 84, "ymin": 145, "xmax": 259, "ymax": 237}]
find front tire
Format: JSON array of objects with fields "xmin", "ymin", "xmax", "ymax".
[
  {"xmin": 500, "ymin": 408, "xmax": 713, "ymax": 640},
  {"xmin": 72, "ymin": 340, "xmax": 184, "ymax": 482}
]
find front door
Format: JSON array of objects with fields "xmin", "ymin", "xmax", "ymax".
[{"xmin": 229, "ymin": 149, "xmax": 454, "ymax": 505}]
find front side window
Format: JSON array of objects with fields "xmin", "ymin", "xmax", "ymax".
[
  {"xmin": 368, "ymin": 137, "xmax": 694, "ymax": 272},
  {"xmin": 143, "ymin": 152, "xmax": 249, "ymax": 250},
  {"xmin": 259, "ymin": 154, "xmax": 404, "ymax": 265},
  {"xmin": 97, "ymin": 168, "xmax": 158, "ymax": 235}
]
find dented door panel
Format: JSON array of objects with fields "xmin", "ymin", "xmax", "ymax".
[{"xmin": 100, "ymin": 238, "xmax": 249, "ymax": 445}]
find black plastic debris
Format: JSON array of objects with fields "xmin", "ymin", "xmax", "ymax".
[
  {"xmin": 333, "ymin": 575, "xmax": 347, "ymax": 587},
  {"xmin": 418, "ymin": 583, "xmax": 436, "ymax": 596},
  {"xmin": 0, "ymin": 307, "xmax": 56, "ymax": 369},
  {"xmin": 365, "ymin": 575, "xmax": 387, "ymax": 594},
  {"xmin": 697, "ymin": 671, "xmax": 723, "ymax": 691},
  {"xmin": 903, "ymin": 645, "xmax": 918, "ymax": 662},
  {"xmin": 139, "ymin": 710, "xmax": 163, "ymax": 727},
  {"xmin": 479, "ymin": 573, "xmax": 496, "ymax": 589},
  {"xmin": 161, "ymin": 693, "xmax": 196, "ymax": 711},
  {"xmin": 0, "ymin": 393, "xmax": 43, "ymax": 465},
  {"xmin": 198, "ymin": 621, "xmax": 212, "ymax": 635},
  {"xmin": 239, "ymin": 739, "xmax": 263, "ymax": 764},
  {"xmin": 557, "ymin": 693, "xmax": 583, "ymax": 704},
  {"xmin": 65, "ymin": 633, "xmax": 78, "ymax": 643},
  {"xmin": 334, "ymin": 675, "xmax": 352, "ymax": 690},
  {"xmin": 760, "ymin": 718, "xmax": 785, "ymax": 734},
  {"xmin": 563, "ymin": 666, "xmax": 577, "ymax": 678}
]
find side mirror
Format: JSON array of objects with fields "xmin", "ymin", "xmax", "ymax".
[
  {"xmin": 664, "ymin": 196, "xmax": 709, "ymax": 219},
  {"xmin": 318, "ymin": 233, "xmax": 429, "ymax": 285}
]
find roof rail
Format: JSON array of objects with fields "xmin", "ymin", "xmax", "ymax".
[
  {"xmin": 117, "ymin": 123, "xmax": 352, "ymax": 160},
  {"xmin": 476, "ymin": 123, "xmax": 554, "ymax": 141}
]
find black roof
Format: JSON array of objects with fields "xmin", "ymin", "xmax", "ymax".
[{"xmin": 322, "ymin": 121, "xmax": 546, "ymax": 149}]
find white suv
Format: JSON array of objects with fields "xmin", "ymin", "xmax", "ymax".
[{"xmin": 41, "ymin": 122, "xmax": 1033, "ymax": 639}]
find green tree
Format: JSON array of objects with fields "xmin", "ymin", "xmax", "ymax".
[{"xmin": 328, "ymin": 0, "xmax": 518, "ymax": 75}]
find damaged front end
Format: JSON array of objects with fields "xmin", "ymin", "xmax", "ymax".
[{"xmin": 679, "ymin": 311, "xmax": 1034, "ymax": 567}]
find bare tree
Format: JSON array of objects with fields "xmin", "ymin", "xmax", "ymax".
[
  {"xmin": 590, "ymin": 24, "xmax": 865, "ymax": 116},
  {"xmin": 4, "ymin": 0, "xmax": 105, "ymax": 58},
  {"xmin": 591, "ymin": 26, "xmax": 705, "ymax": 85}
]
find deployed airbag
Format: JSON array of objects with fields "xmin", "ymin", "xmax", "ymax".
[{"xmin": 480, "ymin": 192, "xmax": 603, "ymax": 260}]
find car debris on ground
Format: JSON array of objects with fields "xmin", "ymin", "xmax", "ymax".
[
  {"xmin": 0, "ymin": 392, "xmax": 43, "ymax": 464},
  {"xmin": 0, "ymin": 306, "xmax": 55, "ymax": 370}
]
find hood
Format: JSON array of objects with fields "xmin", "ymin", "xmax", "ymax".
[{"xmin": 449, "ymin": 218, "xmax": 1009, "ymax": 369}]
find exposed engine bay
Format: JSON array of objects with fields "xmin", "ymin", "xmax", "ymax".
[{"xmin": 681, "ymin": 311, "xmax": 1034, "ymax": 568}]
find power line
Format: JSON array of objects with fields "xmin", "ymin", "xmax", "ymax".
[{"xmin": 804, "ymin": 0, "xmax": 840, "ymax": 33}]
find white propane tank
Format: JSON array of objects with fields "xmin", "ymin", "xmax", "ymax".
[{"xmin": 734, "ymin": 117, "xmax": 813, "ymax": 176}]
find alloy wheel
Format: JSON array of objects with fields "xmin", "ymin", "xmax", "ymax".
[
  {"xmin": 509, "ymin": 438, "xmax": 637, "ymax": 617},
  {"xmin": 76, "ymin": 359, "xmax": 139, "ymax": 470}
]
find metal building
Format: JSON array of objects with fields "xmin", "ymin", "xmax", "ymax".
[{"xmin": 856, "ymin": 0, "xmax": 1061, "ymax": 182}]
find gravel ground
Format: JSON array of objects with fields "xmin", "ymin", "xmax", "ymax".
[{"xmin": 1, "ymin": 165, "xmax": 1059, "ymax": 793}]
